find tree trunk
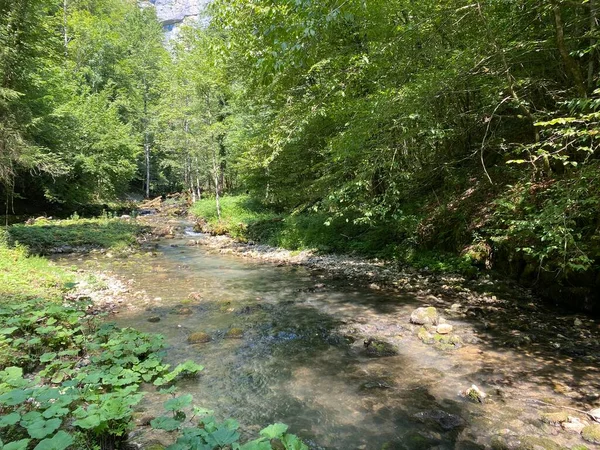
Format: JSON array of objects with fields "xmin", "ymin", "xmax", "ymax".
[
  {"xmin": 63, "ymin": 0, "xmax": 68, "ymax": 56},
  {"xmin": 552, "ymin": 1, "xmax": 587, "ymax": 97},
  {"xmin": 589, "ymin": 0, "xmax": 597, "ymax": 91},
  {"xmin": 144, "ymin": 138, "xmax": 150, "ymax": 198}
]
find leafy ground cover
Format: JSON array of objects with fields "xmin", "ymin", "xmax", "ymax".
[{"xmin": 7, "ymin": 216, "xmax": 148, "ymax": 255}]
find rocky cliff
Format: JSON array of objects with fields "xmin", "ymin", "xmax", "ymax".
[{"xmin": 140, "ymin": 0, "xmax": 210, "ymax": 40}]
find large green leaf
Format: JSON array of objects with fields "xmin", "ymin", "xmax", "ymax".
[
  {"xmin": 26, "ymin": 418, "xmax": 62, "ymax": 439},
  {"xmin": 33, "ymin": 431, "xmax": 73, "ymax": 450},
  {"xmin": 260, "ymin": 423, "xmax": 288, "ymax": 439},
  {"xmin": 3, "ymin": 439, "xmax": 31, "ymax": 450}
]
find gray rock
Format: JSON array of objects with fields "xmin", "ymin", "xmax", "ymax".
[
  {"xmin": 436, "ymin": 323, "xmax": 453, "ymax": 334},
  {"xmin": 410, "ymin": 307, "xmax": 439, "ymax": 325}
]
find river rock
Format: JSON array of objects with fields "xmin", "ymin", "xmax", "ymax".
[
  {"xmin": 463, "ymin": 384, "xmax": 487, "ymax": 403},
  {"xmin": 562, "ymin": 416, "xmax": 586, "ymax": 434},
  {"xmin": 589, "ymin": 408, "xmax": 600, "ymax": 423},
  {"xmin": 582, "ymin": 423, "xmax": 600, "ymax": 444},
  {"xmin": 410, "ymin": 307, "xmax": 439, "ymax": 325},
  {"xmin": 188, "ymin": 332, "xmax": 211, "ymax": 344},
  {"xmin": 364, "ymin": 338, "xmax": 397, "ymax": 357},
  {"xmin": 171, "ymin": 306, "xmax": 193, "ymax": 315},
  {"xmin": 225, "ymin": 328, "xmax": 244, "ymax": 339},
  {"xmin": 436, "ymin": 323, "xmax": 453, "ymax": 334},
  {"xmin": 541, "ymin": 411, "xmax": 569, "ymax": 425},
  {"xmin": 360, "ymin": 380, "xmax": 394, "ymax": 390},
  {"xmin": 418, "ymin": 327, "xmax": 434, "ymax": 344},
  {"xmin": 413, "ymin": 409, "xmax": 465, "ymax": 430},
  {"xmin": 147, "ymin": 316, "xmax": 161, "ymax": 323},
  {"xmin": 517, "ymin": 436, "xmax": 565, "ymax": 450}
]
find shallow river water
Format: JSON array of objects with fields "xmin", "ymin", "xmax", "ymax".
[{"xmin": 56, "ymin": 227, "xmax": 600, "ymax": 450}]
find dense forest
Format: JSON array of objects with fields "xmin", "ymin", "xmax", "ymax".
[{"xmin": 2, "ymin": 0, "xmax": 600, "ymax": 311}]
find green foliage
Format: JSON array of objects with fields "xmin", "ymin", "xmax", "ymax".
[
  {"xmin": 151, "ymin": 396, "xmax": 308, "ymax": 450},
  {"xmin": 0, "ymin": 298, "xmax": 203, "ymax": 449}
]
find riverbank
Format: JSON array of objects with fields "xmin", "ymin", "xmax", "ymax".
[{"xmin": 190, "ymin": 194, "xmax": 600, "ymax": 315}]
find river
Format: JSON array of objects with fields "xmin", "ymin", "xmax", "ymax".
[{"xmin": 55, "ymin": 223, "xmax": 600, "ymax": 450}]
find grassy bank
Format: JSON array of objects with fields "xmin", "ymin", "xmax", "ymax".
[
  {"xmin": 191, "ymin": 196, "xmax": 475, "ymax": 273},
  {"xmin": 7, "ymin": 216, "xmax": 148, "ymax": 255}
]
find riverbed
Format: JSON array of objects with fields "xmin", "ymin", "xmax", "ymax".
[{"xmin": 55, "ymin": 223, "xmax": 600, "ymax": 450}]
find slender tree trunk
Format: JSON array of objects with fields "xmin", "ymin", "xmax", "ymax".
[
  {"xmin": 144, "ymin": 138, "xmax": 150, "ymax": 198},
  {"xmin": 212, "ymin": 149, "xmax": 221, "ymax": 220},
  {"xmin": 552, "ymin": 1, "xmax": 587, "ymax": 97},
  {"xmin": 63, "ymin": 0, "xmax": 68, "ymax": 56},
  {"xmin": 143, "ymin": 80, "xmax": 151, "ymax": 198},
  {"xmin": 589, "ymin": 0, "xmax": 597, "ymax": 91}
]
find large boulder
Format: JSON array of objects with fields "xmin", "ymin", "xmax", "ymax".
[{"xmin": 410, "ymin": 307, "xmax": 439, "ymax": 325}]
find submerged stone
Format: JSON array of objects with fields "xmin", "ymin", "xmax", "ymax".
[
  {"xmin": 418, "ymin": 327, "xmax": 434, "ymax": 344},
  {"xmin": 364, "ymin": 338, "xmax": 397, "ymax": 357},
  {"xmin": 360, "ymin": 380, "xmax": 394, "ymax": 390},
  {"xmin": 413, "ymin": 409, "xmax": 465, "ymax": 430},
  {"xmin": 188, "ymin": 332, "xmax": 211, "ymax": 344},
  {"xmin": 517, "ymin": 435, "xmax": 565, "ymax": 450},
  {"xmin": 171, "ymin": 306, "xmax": 193, "ymax": 315},
  {"xmin": 410, "ymin": 307, "xmax": 439, "ymax": 325},
  {"xmin": 225, "ymin": 328, "xmax": 244, "ymax": 339}
]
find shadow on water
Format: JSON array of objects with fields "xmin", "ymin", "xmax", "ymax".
[{"xmin": 58, "ymin": 233, "xmax": 600, "ymax": 449}]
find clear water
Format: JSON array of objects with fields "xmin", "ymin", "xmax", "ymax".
[{"xmin": 57, "ymin": 229, "xmax": 600, "ymax": 450}]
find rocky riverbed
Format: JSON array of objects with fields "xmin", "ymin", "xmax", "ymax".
[{"xmin": 50, "ymin": 210, "xmax": 600, "ymax": 449}]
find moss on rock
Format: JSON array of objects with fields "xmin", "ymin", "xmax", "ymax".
[
  {"xmin": 225, "ymin": 328, "xmax": 244, "ymax": 339},
  {"xmin": 188, "ymin": 332, "xmax": 211, "ymax": 344},
  {"xmin": 541, "ymin": 411, "xmax": 570, "ymax": 425},
  {"xmin": 582, "ymin": 424, "xmax": 600, "ymax": 445}
]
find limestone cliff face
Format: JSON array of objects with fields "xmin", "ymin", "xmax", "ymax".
[{"xmin": 140, "ymin": 0, "xmax": 210, "ymax": 40}]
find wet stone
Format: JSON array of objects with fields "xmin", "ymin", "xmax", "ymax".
[
  {"xmin": 360, "ymin": 380, "xmax": 394, "ymax": 390},
  {"xmin": 187, "ymin": 332, "xmax": 212, "ymax": 344},
  {"xmin": 436, "ymin": 323, "xmax": 453, "ymax": 334},
  {"xmin": 413, "ymin": 409, "xmax": 465, "ymax": 431},
  {"xmin": 562, "ymin": 416, "xmax": 586, "ymax": 434},
  {"xmin": 170, "ymin": 307, "xmax": 193, "ymax": 316},
  {"xmin": 363, "ymin": 338, "xmax": 398, "ymax": 357},
  {"xmin": 225, "ymin": 328, "xmax": 244, "ymax": 339}
]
